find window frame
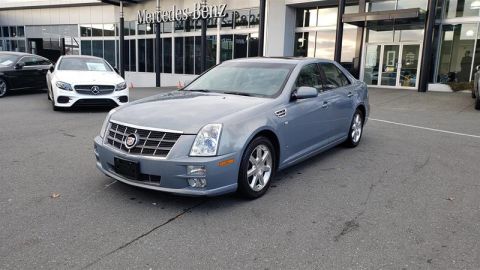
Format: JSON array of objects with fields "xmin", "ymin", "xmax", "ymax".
[{"xmin": 318, "ymin": 62, "xmax": 352, "ymax": 90}]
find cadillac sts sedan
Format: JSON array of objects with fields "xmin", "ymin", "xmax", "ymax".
[
  {"xmin": 94, "ymin": 58, "xmax": 369, "ymax": 198},
  {"xmin": 46, "ymin": 55, "xmax": 129, "ymax": 111}
]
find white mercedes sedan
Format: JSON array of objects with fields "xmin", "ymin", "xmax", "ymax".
[{"xmin": 46, "ymin": 55, "xmax": 129, "ymax": 111}]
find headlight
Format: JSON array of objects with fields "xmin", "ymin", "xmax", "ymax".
[
  {"xmin": 100, "ymin": 108, "xmax": 117, "ymax": 139},
  {"xmin": 115, "ymin": 82, "xmax": 127, "ymax": 91},
  {"xmin": 55, "ymin": 81, "xmax": 73, "ymax": 91},
  {"xmin": 190, "ymin": 124, "xmax": 222, "ymax": 157}
]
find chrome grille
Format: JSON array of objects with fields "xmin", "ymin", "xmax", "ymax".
[
  {"xmin": 75, "ymin": 85, "xmax": 115, "ymax": 95},
  {"xmin": 105, "ymin": 122, "xmax": 182, "ymax": 158}
]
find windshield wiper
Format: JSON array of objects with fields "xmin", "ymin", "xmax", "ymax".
[
  {"xmin": 184, "ymin": 89, "xmax": 211, "ymax": 93},
  {"xmin": 223, "ymin": 91, "xmax": 253, "ymax": 97}
]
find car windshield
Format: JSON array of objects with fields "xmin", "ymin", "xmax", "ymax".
[
  {"xmin": 0, "ymin": 54, "xmax": 20, "ymax": 66},
  {"xmin": 58, "ymin": 57, "xmax": 112, "ymax": 71},
  {"xmin": 183, "ymin": 62, "xmax": 295, "ymax": 97}
]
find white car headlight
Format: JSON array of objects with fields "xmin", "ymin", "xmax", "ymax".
[
  {"xmin": 55, "ymin": 81, "xmax": 73, "ymax": 91},
  {"xmin": 115, "ymin": 82, "xmax": 127, "ymax": 91},
  {"xmin": 190, "ymin": 124, "xmax": 222, "ymax": 157},
  {"xmin": 100, "ymin": 108, "xmax": 117, "ymax": 139}
]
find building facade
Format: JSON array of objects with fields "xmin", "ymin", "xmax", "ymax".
[{"xmin": 0, "ymin": 0, "xmax": 479, "ymax": 91}]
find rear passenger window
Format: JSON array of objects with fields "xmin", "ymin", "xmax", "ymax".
[
  {"xmin": 319, "ymin": 62, "xmax": 350, "ymax": 89},
  {"xmin": 295, "ymin": 64, "xmax": 323, "ymax": 92}
]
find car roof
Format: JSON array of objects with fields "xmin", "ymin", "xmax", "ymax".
[
  {"xmin": 0, "ymin": 51, "xmax": 34, "ymax": 57},
  {"xmin": 224, "ymin": 57, "xmax": 332, "ymax": 65},
  {"xmin": 61, "ymin": 55, "xmax": 104, "ymax": 60}
]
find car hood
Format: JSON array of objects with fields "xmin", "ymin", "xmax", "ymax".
[
  {"xmin": 54, "ymin": 70, "xmax": 124, "ymax": 85},
  {"xmin": 110, "ymin": 91, "xmax": 268, "ymax": 134}
]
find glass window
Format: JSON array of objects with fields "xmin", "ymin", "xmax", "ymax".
[
  {"xmin": 19, "ymin": 56, "xmax": 37, "ymax": 66},
  {"xmin": 185, "ymin": 37, "xmax": 195, "ymax": 74},
  {"xmin": 81, "ymin": 40, "xmax": 92, "ymax": 55},
  {"xmin": 104, "ymin": 24, "xmax": 115, "ymax": 36},
  {"xmin": 146, "ymin": 39, "xmax": 154, "ymax": 72},
  {"xmin": 185, "ymin": 18, "xmax": 195, "ymax": 32},
  {"xmin": 80, "ymin": 24, "xmax": 92, "ymax": 37},
  {"xmin": 2, "ymin": 26, "xmax": 9, "ymax": 37},
  {"xmin": 130, "ymin": 21, "xmax": 136, "ymax": 36},
  {"xmin": 234, "ymin": 35, "xmax": 248, "ymax": 59},
  {"xmin": 295, "ymin": 64, "xmax": 323, "ymax": 92},
  {"xmin": 138, "ymin": 24, "xmax": 146, "ymax": 35},
  {"xmin": 184, "ymin": 62, "xmax": 295, "ymax": 97},
  {"xmin": 17, "ymin": 26, "xmax": 25, "ymax": 37},
  {"xmin": 319, "ymin": 62, "xmax": 350, "ymax": 89},
  {"xmin": 195, "ymin": 36, "xmax": 202, "ymax": 74},
  {"xmin": 92, "ymin": 40, "xmax": 103, "ymax": 58},
  {"xmin": 397, "ymin": 0, "xmax": 428, "ymax": 10},
  {"xmin": 11, "ymin": 40, "xmax": 18, "ymax": 52},
  {"xmin": 234, "ymin": 9, "xmax": 250, "ymax": 29},
  {"xmin": 163, "ymin": 22, "xmax": 173, "ymax": 33},
  {"xmin": 314, "ymin": 29, "xmax": 336, "ymax": 59},
  {"xmin": 207, "ymin": 35, "xmax": 217, "ymax": 69},
  {"xmin": 175, "ymin": 21, "xmax": 185, "ymax": 33},
  {"xmin": 163, "ymin": 38, "xmax": 172, "ymax": 73},
  {"xmin": 91, "ymin": 24, "xmax": 103, "ymax": 36},
  {"xmin": 248, "ymin": 33, "xmax": 259, "ymax": 57},
  {"xmin": 445, "ymin": 0, "xmax": 480, "ymax": 18},
  {"xmin": 316, "ymin": 7, "xmax": 338, "ymax": 27},
  {"xmin": 296, "ymin": 8, "xmax": 318, "ymax": 27},
  {"xmin": 10, "ymin": 26, "xmax": 16, "ymax": 37},
  {"xmin": 367, "ymin": 30, "xmax": 394, "ymax": 43},
  {"xmin": 175, "ymin": 37, "xmax": 184, "ymax": 74},
  {"xmin": 138, "ymin": 39, "xmax": 146, "ymax": 72},
  {"xmin": 438, "ymin": 23, "xmax": 476, "ymax": 84},
  {"xmin": 222, "ymin": 10, "xmax": 234, "ymax": 29},
  {"xmin": 130, "ymin": 40, "xmax": 136, "ymax": 71},
  {"xmin": 0, "ymin": 54, "xmax": 20, "ymax": 66},
  {"xmin": 220, "ymin": 35, "xmax": 233, "ymax": 62},
  {"xmin": 18, "ymin": 40, "xmax": 26, "ymax": 52},
  {"xmin": 369, "ymin": 0, "xmax": 397, "ymax": 12},
  {"xmin": 249, "ymin": 8, "xmax": 260, "ymax": 27},
  {"xmin": 146, "ymin": 23, "xmax": 154, "ymax": 35},
  {"xmin": 123, "ymin": 40, "xmax": 130, "ymax": 71},
  {"xmin": 104, "ymin": 40, "xmax": 115, "ymax": 67},
  {"xmin": 58, "ymin": 57, "xmax": 112, "ymax": 71}
]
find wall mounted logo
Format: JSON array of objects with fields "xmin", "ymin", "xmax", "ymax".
[{"xmin": 137, "ymin": 3, "xmax": 227, "ymax": 24}]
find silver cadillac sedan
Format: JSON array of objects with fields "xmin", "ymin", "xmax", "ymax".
[{"xmin": 94, "ymin": 58, "xmax": 369, "ymax": 198}]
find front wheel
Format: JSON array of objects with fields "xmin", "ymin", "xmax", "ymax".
[
  {"xmin": 0, "ymin": 78, "xmax": 8, "ymax": 98},
  {"xmin": 475, "ymin": 90, "xmax": 480, "ymax": 110},
  {"xmin": 237, "ymin": 137, "xmax": 276, "ymax": 199},
  {"xmin": 344, "ymin": 109, "xmax": 364, "ymax": 148}
]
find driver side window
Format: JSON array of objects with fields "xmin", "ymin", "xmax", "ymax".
[
  {"xmin": 18, "ymin": 56, "xmax": 37, "ymax": 66},
  {"xmin": 295, "ymin": 64, "xmax": 323, "ymax": 93}
]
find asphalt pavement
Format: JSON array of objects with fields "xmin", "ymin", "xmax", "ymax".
[{"xmin": 0, "ymin": 87, "xmax": 479, "ymax": 269}]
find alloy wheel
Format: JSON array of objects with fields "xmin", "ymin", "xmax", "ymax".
[
  {"xmin": 351, "ymin": 113, "xmax": 363, "ymax": 144},
  {"xmin": 247, "ymin": 144, "xmax": 273, "ymax": 192},
  {"xmin": 0, "ymin": 80, "xmax": 7, "ymax": 97}
]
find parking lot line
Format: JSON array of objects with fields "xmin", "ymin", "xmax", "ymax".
[{"xmin": 370, "ymin": 118, "xmax": 480, "ymax": 139}]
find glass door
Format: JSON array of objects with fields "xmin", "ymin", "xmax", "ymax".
[
  {"xmin": 380, "ymin": 45, "xmax": 400, "ymax": 86},
  {"xmin": 399, "ymin": 44, "xmax": 421, "ymax": 88},
  {"xmin": 363, "ymin": 43, "xmax": 422, "ymax": 89}
]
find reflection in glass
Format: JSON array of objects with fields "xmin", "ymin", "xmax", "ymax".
[
  {"xmin": 163, "ymin": 38, "xmax": 172, "ymax": 73},
  {"xmin": 138, "ymin": 39, "xmax": 146, "ymax": 72},
  {"xmin": 445, "ymin": 0, "xmax": 480, "ymax": 18},
  {"xmin": 185, "ymin": 36, "xmax": 194, "ymax": 74},
  {"xmin": 364, "ymin": 45, "xmax": 381, "ymax": 85},
  {"xmin": 234, "ymin": 35, "xmax": 248, "ymax": 59},
  {"xmin": 220, "ymin": 35, "xmax": 233, "ymax": 61},
  {"xmin": 81, "ymin": 40, "xmax": 91, "ymax": 55},
  {"xmin": 248, "ymin": 33, "xmax": 259, "ymax": 57},
  {"xmin": 104, "ymin": 24, "xmax": 115, "ymax": 36},
  {"xmin": 399, "ymin": 45, "xmax": 420, "ymax": 87},
  {"xmin": 91, "ymin": 24, "xmax": 103, "ymax": 36},
  {"xmin": 381, "ymin": 45, "xmax": 400, "ymax": 86},
  {"xmin": 92, "ymin": 40, "xmax": 103, "ymax": 58},
  {"xmin": 146, "ymin": 39, "xmax": 154, "ymax": 72},
  {"xmin": 175, "ymin": 37, "xmax": 184, "ymax": 74},
  {"xmin": 104, "ymin": 40, "xmax": 115, "ymax": 67}
]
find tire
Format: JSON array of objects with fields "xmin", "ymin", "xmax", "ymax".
[
  {"xmin": 0, "ymin": 78, "xmax": 8, "ymax": 98},
  {"xmin": 344, "ymin": 109, "xmax": 364, "ymax": 148},
  {"xmin": 475, "ymin": 91, "xmax": 480, "ymax": 110},
  {"xmin": 237, "ymin": 136, "xmax": 276, "ymax": 199}
]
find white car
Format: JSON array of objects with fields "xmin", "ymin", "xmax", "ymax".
[{"xmin": 46, "ymin": 55, "xmax": 129, "ymax": 111}]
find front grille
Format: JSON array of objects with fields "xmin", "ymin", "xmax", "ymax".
[
  {"xmin": 106, "ymin": 122, "xmax": 182, "ymax": 158},
  {"xmin": 73, "ymin": 99, "xmax": 117, "ymax": 107},
  {"xmin": 75, "ymin": 85, "xmax": 115, "ymax": 95}
]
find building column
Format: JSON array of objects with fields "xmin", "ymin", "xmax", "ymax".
[
  {"xmin": 352, "ymin": 0, "xmax": 366, "ymax": 79},
  {"xmin": 419, "ymin": 0, "xmax": 438, "ymax": 92},
  {"xmin": 334, "ymin": 0, "xmax": 346, "ymax": 63},
  {"xmin": 119, "ymin": 1, "xmax": 125, "ymax": 78},
  {"xmin": 155, "ymin": 0, "xmax": 161, "ymax": 87},
  {"xmin": 264, "ymin": 0, "xmax": 295, "ymax": 57},
  {"xmin": 258, "ymin": 0, "xmax": 266, "ymax": 57}
]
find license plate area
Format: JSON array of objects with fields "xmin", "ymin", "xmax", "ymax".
[{"xmin": 114, "ymin": 157, "xmax": 140, "ymax": 180}]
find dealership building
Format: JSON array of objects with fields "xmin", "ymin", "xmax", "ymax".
[{"xmin": 0, "ymin": 0, "xmax": 479, "ymax": 91}]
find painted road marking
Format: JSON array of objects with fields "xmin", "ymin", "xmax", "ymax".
[{"xmin": 370, "ymin": 118, "xmax": 480, "ymax": 139}]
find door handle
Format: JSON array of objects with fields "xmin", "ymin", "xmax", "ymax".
[
  {"xmin": 321, "ymin": 101, "xmax": 328, "ymax": 108},
  {"xmin": 347, "ymin": 92, "xmax": 354, "ymax": 97}
]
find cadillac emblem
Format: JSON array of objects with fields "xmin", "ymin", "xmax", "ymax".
[{"xmin": 124, "ymin": 133, "xmax": 139, "ymax": 149}]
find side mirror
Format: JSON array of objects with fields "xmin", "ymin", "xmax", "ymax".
[
  {"xmin": 292, "ymin": 86, "xmax": 318, "ymax": 100},
  {"xmin": 114, "ymin": 67, "xmax": 119, "ymax": 74},
  {"xmin": 49, "ymin": 65, "xmax": 54, "ymax": 73},
  {"xmin": 14, "ymin": 63, "xmax": 24, "ymax": 70}
]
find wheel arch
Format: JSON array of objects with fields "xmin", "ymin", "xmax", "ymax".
[{"xmin": 245, "ymin": 128, "xmax": 281, "ymax": 171}]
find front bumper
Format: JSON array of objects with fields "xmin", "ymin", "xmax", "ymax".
[
  {"xmin": 55, "ymin": 88, "xmax": 129, "ymax": 107},
  {"xmin": 94, "ymin": 136, "xmax": 239, "ymax": 196}
]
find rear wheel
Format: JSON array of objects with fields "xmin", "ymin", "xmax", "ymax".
[
  {"xmin": 0, "ymin": 78, "xmax": 8, "ymax": 98},
  {"xmin": 344, "ymin": 109, "xmax": 364, "ymax": 148},
  {"xmin": 475, "ymin": 89, "xmax": 480, "ymax": 110},
  {"xmin": 237, "ymin": 137, "xmax": 276, "ymax": 199}
]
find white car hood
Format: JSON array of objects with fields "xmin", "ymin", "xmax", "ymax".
[{"xmin": 53, "ymin": 70, "xmax": 124, "ymax": 86}]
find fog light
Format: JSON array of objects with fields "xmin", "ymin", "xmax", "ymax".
[
  {"xmin": 187, "ymin": 178, "xmax": 207, "ymax": 188},
  {"xmin": 187, "ymin": 165, "xmax": 206, "ymax": 176}
]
